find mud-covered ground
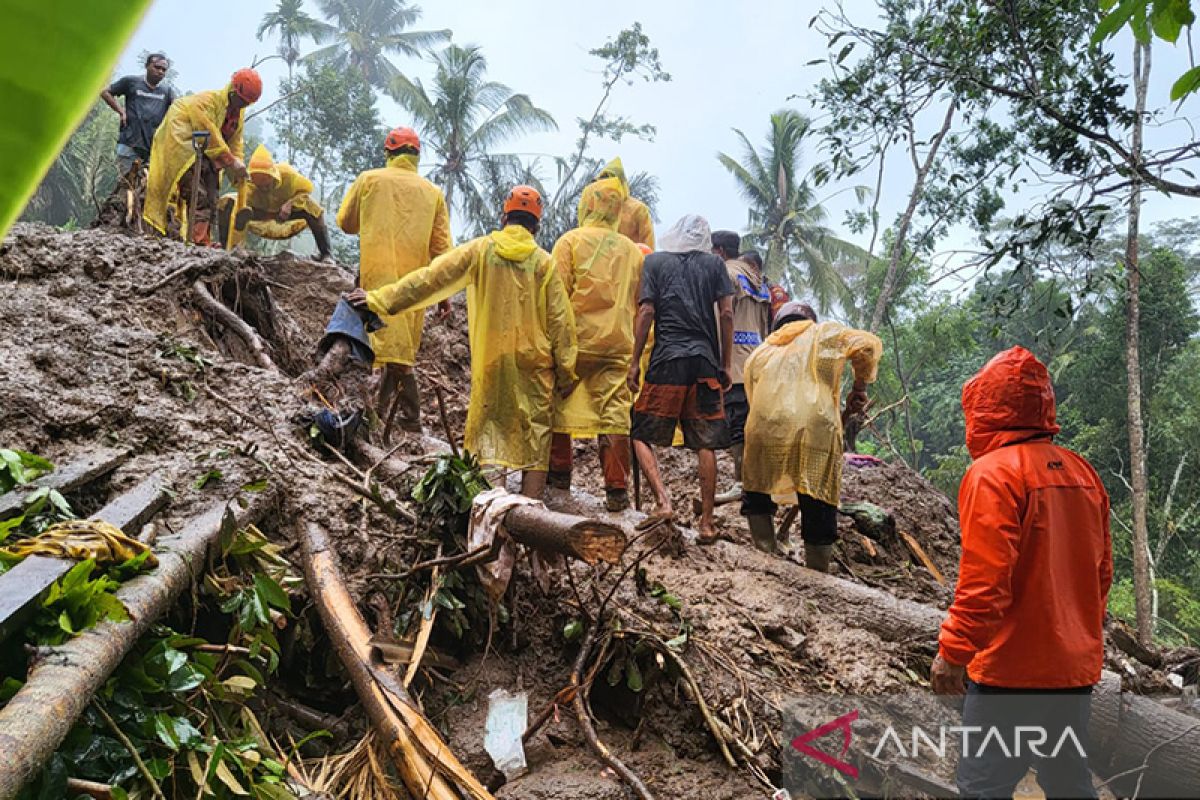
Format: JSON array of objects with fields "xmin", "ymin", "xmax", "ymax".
[{"xmin": 3, "ymin": 224, "xmax": 1192, "ymax": 799}]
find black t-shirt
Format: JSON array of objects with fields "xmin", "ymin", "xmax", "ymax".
[
  {"xmin": 109, "ymin": 75, "xmax": 176, "ymax": 155},
  {"xmin": 639, "ymin": 250, "xmax": 734, "ymax": 370}
]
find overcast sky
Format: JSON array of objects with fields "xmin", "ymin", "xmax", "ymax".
[{"xmin": 114, "ymin": 0, "xmax": 1199, "ymax": 278}]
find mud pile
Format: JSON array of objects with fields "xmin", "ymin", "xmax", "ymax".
[{"xmin": 1, "ymin": 223, "xmax": 967, "ymax": 798}]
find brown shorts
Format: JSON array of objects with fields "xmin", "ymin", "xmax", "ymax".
[{"xmin": 631, "ymin": 356, "xmax": 731, "ymax": 451}]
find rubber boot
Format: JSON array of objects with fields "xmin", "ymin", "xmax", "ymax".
[
  {"xmin": 715, "ymin": 442, "xmax": 744, "ymax": 504},
  {"xmin": 546, "ymin": 471, "xmax": 572, "ymax": 490},
  {"xmin": 309, "ymin": 214, "xmax": 334, "ymax": 262},
  {"xmin": 397, "ymin": 371, "xmax": 422, "ymax": 433},
  {"xmin": 804, "ymin": 543, "xmax": 833, "ymax": 573},
  {"xmin": 234, "ymin": 206, "xmax": 252, "ymax": 232},
  {"xmin": 747, "ymin": 514, "xmax": 778, "ymax": 554},
  {"xmin": 191, "ymin": 219, "xmax": 213, "ymax": 246}
]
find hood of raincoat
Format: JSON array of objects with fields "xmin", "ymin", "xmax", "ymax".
[
  {"xmin": 386, "ymin": 152, "xmax": 419, "ymax": 172},
  {"xmin": 658, "ymin": 214, "xmax": 712, "ymax": 254},
  {"xmin": 489, "ymin": 224, "xmax": 539, "ymax": 262},
  {"xmin": 597, "ymin": 157, "xmax": 630, "ymax": 197},
  {"xmin": 247, "ymin": 143, "xmax": 280, "ymax": 185},
  {"xmin": 577, "ymin": 177, "xmax": 623, "ymax": 229},
  {"xmin": 961, "ymin": 346, "xmax": 1060, "ymax": 460},
  {"xmin": 765, "ymin": 319, "xmax": 814, "ymax": 346}
]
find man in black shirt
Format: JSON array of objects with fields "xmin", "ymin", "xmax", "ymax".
[
  {"xmin": 101, "ymin": 53, "xmax": 175, "ymax": 175},
  {"xmin": 627, "ymin": 214, "xmax": 735, "ymax": 543}
]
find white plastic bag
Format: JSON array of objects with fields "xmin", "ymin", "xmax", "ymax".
[{"xmin": 484, "ymin": 688, "xmax": 528, "ymax": 780}]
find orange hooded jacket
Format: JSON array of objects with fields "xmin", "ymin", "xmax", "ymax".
[{"xmin": 938, "ymin": 347, "xmax": 1112, "ymax": 688}]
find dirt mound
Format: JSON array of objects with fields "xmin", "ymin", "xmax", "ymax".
[{"xmin": 1, "ymin": 223, "xmax": 969, "ymax": 798}]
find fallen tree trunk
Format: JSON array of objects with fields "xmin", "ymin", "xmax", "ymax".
[
  {"xmin": 505, "ymin": 505, "xmax": 627, "ymax": 565},
  {"xmin": 0, "ymin": 490, "xmax": 277, "ymax": 799},
  {"xmin": 192, "ymin": 280, "xmax": 275, "ymax": 370},
  {"xmin": 300, "ymin": 521, "xmax": 493, "ymax": 800},
  {"xmin": 753, "ymin": 559, "xmax": 1200, "ymax": 798}
]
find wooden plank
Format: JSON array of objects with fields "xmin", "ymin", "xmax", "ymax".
[
  {"xmin": 0, "ymin": 448, "xmax": 128, "ymax": 521},
  {"xmin": 0, "ymin": 473, "xmax": 169, "ymax": 643}
]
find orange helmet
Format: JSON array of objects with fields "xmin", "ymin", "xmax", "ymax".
[
  {"xmin": 230, "ymin": 68, "xmax": 263, "ymax": 103},
  {"xmin": 503, "ymin": 185, "xmax": 543, "ymax": 220},
  {"xmin": 384, "ymin": 126, "xmax": 420, "ymax": 152},
  {"xmin": 636, "ymin": 242, "xmax": 653, "ymax": 255}
]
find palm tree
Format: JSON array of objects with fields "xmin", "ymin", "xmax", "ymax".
[
  {"xmin": 718, "ymin": 109, "xmax": 863, "ymax": 314},
  {"xmin": 390, "ymin": 44, "xmax": 557, "ymax": 231},
  {"xmin": 307, "ymin": 0, "xmax": 449, "ymax": 89},
  {"xmin": 257, "ymin": 0, "xmax": 334, "ymax": 159}
]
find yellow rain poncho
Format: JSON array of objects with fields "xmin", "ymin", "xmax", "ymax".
[
  {"xmin": 144, "ymin": 84, "xmax": 246, "ymax": 235},
  {"xmin": 589, "ymin": 157, "xmax": 656, "ymax": 249},
  {"xmin": 366, "ymin": 225, "xmax": 578, "ymax": 470},
  {"xmin": 220, "ymin": 144, "xmax": 323, "ymax": 247},
  {"xmin": 743, "ymin": 320, "xmax": 882, "ymax": 506},
  {"xmin": 337, "ymin": 153, "xmax": 452, "ymax": 366},
  {"xmin": 552, "ymin": 178, "xmax": 645, "ymax": 437}
]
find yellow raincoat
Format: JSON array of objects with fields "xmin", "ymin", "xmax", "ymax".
[
  {"xmin": 337, "ymin": 153, "xmax": 452, "ymax": 366},
  {"xmin": 144, "ymin": 84, "xmax": 246, "ymax": 235},
  {"xmin": 220, "ymin": 144, "xmax": 323, "ymax": 247},
  {"xmin": 742, "ymin": 320, "xmax": 882, "ymax": 506},
  {"xmin": 552, "ymin": 178, "xmax": 644, "ymax": 437},
  {"xmin": 588, "ymin": 157, "xmax": 656, "ymax": 249},
  {"xmin": 366, "ymin": 225, "xmax": 578, "ymax": 470}
]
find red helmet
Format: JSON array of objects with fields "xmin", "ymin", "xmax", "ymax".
[
  {"xmin": 230, "ymin": 68, "xmax": 262, "ymax": 103},
  {"xmin": 384, "ymin": 126, "xmax": 420, "ymax": 152},
  {"xmin": 503, "ymin": 185, "xmax": 543, "ymax": 220}
]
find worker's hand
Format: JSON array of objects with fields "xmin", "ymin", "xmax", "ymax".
[
  {"xmin": 929, "ymin": 654, "xmax": 967, "ymax": 695},
  {"xmin": 844, "ymin": 386, "xmax": 869, "ymax": 418},
  {"xmin": 345, "ymin": 288, "xmax": 369, "ymax": 310},
  {"xmin": 557, "ymin": 378, "xmax": 580, "ymax": 399},
  {"xmin": 626, "ymin": 364, "xmax": 641, "ymax": 395},
  {"xmin": 718, "ymin": 368, "xmax": 732, "ymax": 392},
  {"xmin": 227, "ymin": 158, "xmax": 248, "ymax": 184},
  {"xmin": 277, "ymin": 200, "xmax": 294, "ymax": 221},
  {"xmin": 119, "ymin": 110, "xmax": 128, "ymax": 128},
  {"xmin": 437, "ymin": 299, "xmax": 452, "ymax": 322}
]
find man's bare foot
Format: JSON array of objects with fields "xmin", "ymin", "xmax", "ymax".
[{"xmin": 697, "ymin": 522, "xmax": 720, "ymax": 544}]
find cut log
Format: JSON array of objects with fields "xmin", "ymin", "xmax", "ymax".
[
  {"xmin": 0, "ymin": 490, "xmax": 277, "ymax": 800},
  {"xmin": 0, "ymin": 448, "xmax": 128, "ymax": 521},
  {"xmin": 192, "ymin": 280, "xmax": 275, "ymax": 371},
  {"xmin": 504, "ymin": 505, "xmax": 627, "ymax": 565},
  {"xmin": 300, "ymin": 521, "xmax": 494, "ymax": 800},
  {"xmin": 756, "ymin": 562, "xmax": 1200, "ymax": 798}
]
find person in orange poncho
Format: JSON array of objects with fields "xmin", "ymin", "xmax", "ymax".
[{"xmin": 931, "ymin": 346, "xmax": 1112, "ymax": 799}]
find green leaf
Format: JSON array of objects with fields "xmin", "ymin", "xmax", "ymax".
[
  {"xmin": 625, "ymin": 659, "xmax": 644, "ymax": 692},
  {"xmin": 253, "ymin": 573, "xmax": 291, "ymax": 614},
  {"xmin": 194, "ymin": 469, "xmax": 224, "ymax": 490},
  {"xmin": 1170, "ymin": 65, "xmax": 1200, "ymax": 100},
  {"xmin": 154, "ymin": 712, "xmax": 180, "ymax": 750},
  {"xmin": 1092, "ymin": 0, "xmax": 1139, "ymax": 43},
  {"xmin": 0, "ymin": 0, "xmax": 155, "ymax": 237},
  {"xmin": 240, "ymin": 478, "xmax": 269, "ymax": 493},
  {"xmin": 1151, "ymin": 0, "xmax": 1195, "ymax": 41},
  {"xmin": 165, "ymin": 663, "xmax": 206, "ymax": 693},
  {"xmin": 562, "ymin": 619, "xmax": 584, "ymax": 642}
]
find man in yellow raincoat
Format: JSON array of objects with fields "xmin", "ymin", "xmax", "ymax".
[
  {"xmin": 144, "ymin": 68, "xmax": 262, "ymax": 245},
  {"xmin": 584, "ymin": 158, "xmax": 655, "ymax": 249},
  {"xmin": 337, "ymin": 127, "xmax": 453, "ymax": 434},
  {"xmin": 549, "ymin": 177, "xmax": 645, "ymax": 511},
  {"xmin": 740, "ymin": 302, "xmax": 882, "ymax": 569},
  {"xmin": 346, "ymin": 186, "xmax": 578, "ymax": 498},
  {"xmin": 216, "ymin": 144, "xmax": 332, "ymax": 260}
]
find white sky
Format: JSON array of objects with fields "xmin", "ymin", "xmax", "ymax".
[{"xmin": 114, "ymin": 0, "xmax": 1200, "ymax": 270}]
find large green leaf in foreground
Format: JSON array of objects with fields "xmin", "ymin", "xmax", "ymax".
[{"xmin": 0, "ymin": 0, "xmax": 152, "ymax": 237}]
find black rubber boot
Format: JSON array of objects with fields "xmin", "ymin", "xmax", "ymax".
[
  {"xmin": 804, "ymin": 543, "xmax": 833, "ymax": 573},
  {"xmin": 747, "ymin": 514, "xmax": 778, "ymax": 554},
  {"xmin": 605, "ymin": 488, "xmax": 630, "ymax": 512},
  {"xmin": 397, "ymin": 371, "xmax": 422, "ymax": 433}
]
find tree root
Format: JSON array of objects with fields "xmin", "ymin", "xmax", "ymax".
[{"xmin": 192, "ymin": 280, "xmax": 275, "ymax": 370}]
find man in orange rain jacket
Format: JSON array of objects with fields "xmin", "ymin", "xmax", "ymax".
[{"xmin": 931, "ymin": 346, "xmax": 1112, "ymax": 799}]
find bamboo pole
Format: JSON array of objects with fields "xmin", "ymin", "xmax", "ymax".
[
  {"xmin": 0, "ymin": 491, "xmax": 277, "ymax": 799},
  {"xmin": 300, "ymin": 522, "xmax": 493, "ymax": 800}
]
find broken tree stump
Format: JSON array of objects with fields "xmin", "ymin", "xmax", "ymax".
[
  {"xmin": 0, "ymin": 489, "xmax": 276, "ymax": 799},
  {"xmin": 504, "ymin": 505, "xmax": 627, "ymax": 565},
  {"xmin": 300, "ymin": 521, "xmax": 493, "ymax": 800}
]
